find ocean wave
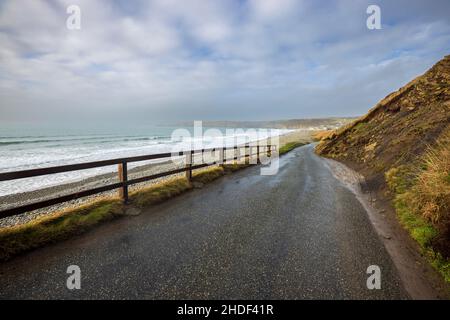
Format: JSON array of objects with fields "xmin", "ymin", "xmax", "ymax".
[{"xmin": 0, "ymin": 135, "xmax": 171, "ymax": 146}]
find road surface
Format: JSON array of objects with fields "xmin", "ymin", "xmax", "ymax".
[{"xmin": 0, "ymin": 144, "xmax": 408, "ymax": 299}]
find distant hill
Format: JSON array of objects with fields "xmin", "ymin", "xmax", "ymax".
[
  {"xmin": 316, "ymin": 55, "xmax": 450, "ymax": 276},
  {"xmin": 175, "ymin": 117, "xmax": 356, "ymax": 130}
]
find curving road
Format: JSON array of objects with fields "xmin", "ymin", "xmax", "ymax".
[{"xmin": 0, "ymin": 144, "xmax": 408, "ymax": 299}]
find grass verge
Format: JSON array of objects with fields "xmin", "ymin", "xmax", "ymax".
[
  {"xmin": 385, "ymin": 127, "xmax": 450, "ymax": 283},
  {"xmin": 394, "ymin": 193, "xmax": 450, "ymax": 283},
  {"xmin": 279, "ymin": 141, "xmax": 306, "ymax": 155}
]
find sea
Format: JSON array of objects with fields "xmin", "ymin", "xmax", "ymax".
[{"xmin": 0, "ymin": 123, "xmax": 292, "ymax": 196}]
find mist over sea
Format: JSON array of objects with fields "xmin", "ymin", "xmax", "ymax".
[{"xmin": 0, "ymin": 123, "xmax": 291, "ymax": 196}]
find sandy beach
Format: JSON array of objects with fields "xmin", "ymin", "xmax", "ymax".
[{"xmin": 0, "ymin": 130, "xmax": 313, "ymax": 227}]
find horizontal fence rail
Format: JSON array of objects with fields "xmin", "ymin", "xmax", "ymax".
[{"xmin": 0, "ymin": 144, "xmax": 276, "ymax": 219}]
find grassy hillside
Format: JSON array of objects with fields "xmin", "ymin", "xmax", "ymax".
[
  {"xmin": 316, "ymin": 55, "xmax": 450, "ymax": 281},
  {"xmin": 316, "ymin": 55, "xmax": 449, "ymax": 180}
]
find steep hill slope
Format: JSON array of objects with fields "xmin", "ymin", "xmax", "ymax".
[
  {"xmin": 316, "ymin": 55, "xmax": 450, "ymax": 281},
  {"xmin": 316, "ymin": 55, "xmax": 449, "ymax": 187}
]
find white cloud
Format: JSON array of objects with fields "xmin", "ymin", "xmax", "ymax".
[
  {"xmin": 0, "ymin": 0, "xmax": 449, "ymax": 122},
  {"xmin": 248, "ymin": 0, "xmax": 299, "ymax": 21}
]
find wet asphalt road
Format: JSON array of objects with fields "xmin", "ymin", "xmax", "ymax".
[{"xmin": 0, "ymin": 145, "xmax": 408, "ymax": 299}]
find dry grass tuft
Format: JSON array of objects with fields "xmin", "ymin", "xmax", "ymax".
[
  {"xmin": 192, "ymin": 166, "xmax": 225, "ymax": 183},
  {"xmin": 385, "ymin": 126, "xmax": 450, "ymax": 282},
  {"xmin": 129, "ymin": 176, "xmax": 192, "ymax": 208},
  {"xmin": 411, "ymin": 130, "xmax": 450, "ymax": 225},
  {"xmin": 312, "ymin": 130, "xmax": 334, "ymax": 142}
]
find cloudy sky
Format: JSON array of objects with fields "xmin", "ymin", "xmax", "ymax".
[{"xmin": 0, "ymin": 0, "xmax": 449, "ymax": 123}]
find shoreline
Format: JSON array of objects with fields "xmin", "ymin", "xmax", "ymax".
[{"xmin": 0, "ymin": 130, "xmax": 312, "ymax": 228}]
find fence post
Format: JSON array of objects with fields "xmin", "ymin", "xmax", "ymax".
[
  {"xmin": 267, "ymin": 144, "xmax": 271, "ymax": 157},
  {"xmin": 234, "ymin": 146, "xmax": 238, "ymax": 165},
  {"xmin": 244, "ymin": 145, "xmax": 248, "ymax": 164},
  {"xmin": 257, "ymin": 145, "xmax": 260, "ymax": 164},
  {"xmin": 185, "ymin": 151, "xmax": 192, "ymax": 181},
  {"xmin": 118, "ymin": 162, "xmax": 128, "ymax": 203},
  {"xmin": 219, "ymin": 147, "xmax": 224, "ymax": 166}
]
